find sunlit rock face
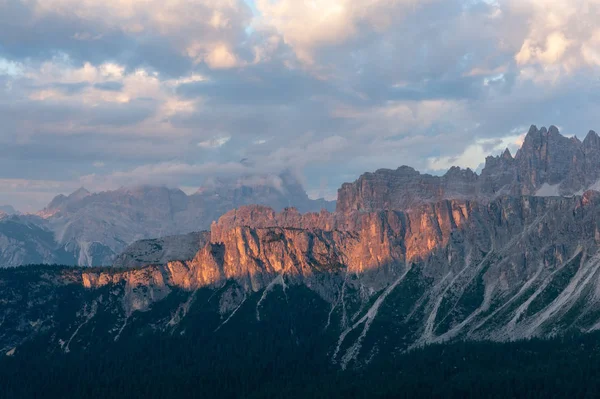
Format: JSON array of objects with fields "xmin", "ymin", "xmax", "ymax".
[
  {"xmin": 86, "ymin": 189, "xmax": 600, "ymax": 297},
  {"xmin": 83, "ymin": 191, "xmax": 600, "ymax": 315},
  {"xmin": 337, "ymin": 125, "xmax": 600, "ymax": 213},
  {"xmin": 6, "ymin": 192, "xmax": 600, "ymax": 370}
]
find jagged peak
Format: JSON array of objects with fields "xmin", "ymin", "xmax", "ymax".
[
  {"xmin": 527, "ymin": 124, "xmax": 539, "ymax": 135},
  {"xmin": 45, "ymin": 193, "xmax": 68, "ymax": 210},
  {"xmin": 119, "ymin": 184, "xmax": 184, "ymax": 195},
  {"xmin": 517, "ymin": 124, "xmax": 573, "ymax": 160},
  {"xmin": 517, "ymin": 125, "xmax": 543, "ymax": 154},
  {"xmin": 583, "ymin": 130, "xmax": 600, "ymax": 146},
  {"xmin": 483, "ymin": 148, "xmax": 513, "ymax": 170},
  {"xmin": 0, "ymin": 205, "xmax": 18, "ymax": 215},
  {"xmin": 68, "ymin": 187, "xmax": 91, "ymax": 199},
  {"xmin": 548, "ymin": 125, "xmax": 561, "ymax": 136},
  {"xmin": 444, "ymin": 166, "xmax": 477, "ymax": 179}
]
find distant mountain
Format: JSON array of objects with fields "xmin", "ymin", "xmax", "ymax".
[
  {"xmin": 0, "ymin": 215, "xmax": 75, "ymax": 267},
  {"xmin": 33, "ymin": 171, "xmax": 335, "ymax": 266},
  {"xmin": 0, "ymin": 205, "xmax": 18, "ymax": 215}
]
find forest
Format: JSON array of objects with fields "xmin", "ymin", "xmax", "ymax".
[{"xmin": 2, "ymin": 328, "xmax": 600, "ymax": 398}]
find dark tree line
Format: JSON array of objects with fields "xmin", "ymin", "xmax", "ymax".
[{"xmin": 2, "ymin": 331, "xmax": 600, "ymax": 398}]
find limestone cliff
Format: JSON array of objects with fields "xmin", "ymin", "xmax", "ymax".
[{"xmin": 83, "ymin": 192, "xmax": 600, "ymax": 305}]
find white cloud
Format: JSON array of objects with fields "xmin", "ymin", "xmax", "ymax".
[
  {"xmin": 0, "ymin": 58, "xmax": 23, "ymax": 77},
  {"xmin": 509, "ymin": 0, "xmax": 600, "ymax": 73},
  {"xmin": 198, "ymin": 136, "xmax": 232, "ymax": 149},
  {"xmin": 203, "ymin": 43, "xmax": 241, "ymax": 69},
  {"xmin": 255, "ymin": 0, "xmax": 433, "ymax": 64}
]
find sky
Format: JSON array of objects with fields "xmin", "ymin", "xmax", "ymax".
[{"xmin": 1, "ymin": 0, "xmax": 600, "ymax": 211}]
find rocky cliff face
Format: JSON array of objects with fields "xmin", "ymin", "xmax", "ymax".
[
  {"xmin": 6, "ymin": 192, "xmax": 600, "ymax": 369},
  {"xmin": 112, "ymin": 232, "xmax": 210, "ymax": 268},
  {"xmin": 337, "ymin": 125, "xmax": 600, "ymax": 212}
]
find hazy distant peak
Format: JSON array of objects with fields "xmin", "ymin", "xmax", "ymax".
[
  {"xmin": 68, "ymin": 187, "xmax": 91, "ymax": 200},
  {"xmin": 0, "ymin": 205, "xmax": 18, "ymax": 215}
]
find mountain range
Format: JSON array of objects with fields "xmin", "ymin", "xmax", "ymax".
[
  {"xmin": 0, "ymin": 171, "xmax": 335, "ymax": 267},
  {"xmin": 4, "ymin": 124, "xmax": 600, "ymax": 395}
]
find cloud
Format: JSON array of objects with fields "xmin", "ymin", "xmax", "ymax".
[
  {"xmin": 508, "ymin": 0, "xmax": 600, "ymax": 74},
  {"xmin": 3, "ymin": 0, "xmax": 600, "ymax": 211},
  {"xmin": 198, "ymin": 136, "xmax": 232, "ymax": 149},
  {"xmin": 254, "ymin": 0, "xmax": 435, "ymax": 64},
  {"xmin": 0, "ymin": 178, "xmax": 84, "ymax": 212},
  {"xmin": 0, "ymin": 0, "xmax": 253, "ymax": 74}
]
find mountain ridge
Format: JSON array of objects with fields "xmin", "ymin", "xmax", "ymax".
[{"xmin": 337, "ymin": 125, "xmax": 600, "ymax": 212}]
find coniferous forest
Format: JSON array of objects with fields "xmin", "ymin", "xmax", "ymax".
[{"xmin": 2, "ymin": 329, "xmax": 600, "ymax": 398}]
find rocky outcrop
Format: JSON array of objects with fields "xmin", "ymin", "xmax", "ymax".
[
  {"xmin": 112, "ymin": 231, "xmax": 210, "ymax": 268},
  {"xmin": 338, "ymin": 125, "xmax": 600, "ymax": 212},
  {"xmin": 336, "ymin": 166, "xmax": 480, "ymax": 213}
]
